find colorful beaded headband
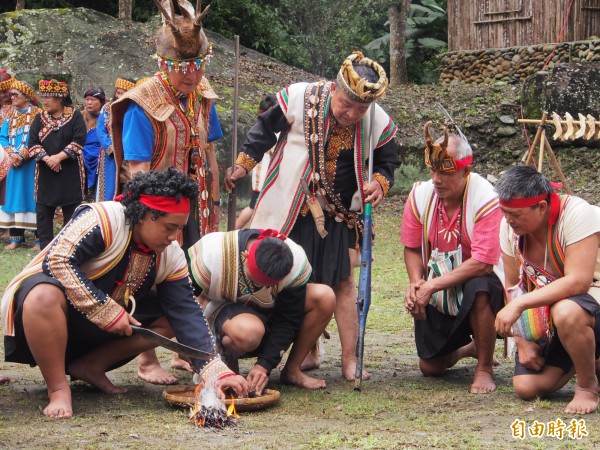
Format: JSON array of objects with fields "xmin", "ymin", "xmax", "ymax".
[
  {"xmin": 9, "ymin": 79, "xmax": 37, "ymax": 102},
  {"xmin": 156, "ymin": 44, "xmax": 213, "ymax": 73},
  {"xmin": 336, "ymin": 51, "xmax": 388, "ymax": 103},
  {"xmin": 38, "ymin": 79, "xmax": 69, "ymax": 97},
  {"xmin": 115, "ymin": 78, "xmax": 135, "ymax": 92},
  {"xmin": 424, "ymin": 152, "xmax": 473, "ymax": 172}
]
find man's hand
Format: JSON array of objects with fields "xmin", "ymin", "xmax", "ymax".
[
  {"xmin": 216, "ymin": 374, "xmax": 249, "ymax": 399},
  {"xmin": 494, "ymin": 301, "xmax": 523, "ymax": 337},
  {"xmin": 412, "ymin": 279, "xmax": 437, "ymax": 318},
  {"xmin": 405, "ymin": 279, "xmax": 425, "ymax": 319},
  {"xmin": 106, "ymin": 312, "xmax": 141, "ymax": 336},
  {"xmin": 246, "ymin": 364, "xmax": 269, "ymax": 396},
  {"xmin": 515, "ymin": 338, "xmax": 544, "ymax": 371},
  {"xmin": 364, "ymin": 180, "xmax": 384, "ymax": 206},
  {"xmin": 224, "ymin": 165, "xmax": 246, "ymax": 192}
]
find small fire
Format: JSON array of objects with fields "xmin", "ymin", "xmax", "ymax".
[
  {"xmin": 189, "ymin": 383, "xmax": 238, "ymax": 429},
  {"xmin": 226, "ymin": 394, "xmax": 239, "ymax": 419}
]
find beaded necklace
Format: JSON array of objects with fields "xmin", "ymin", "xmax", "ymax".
[
  {"xmin": 159, "ymin": 73, "xmax": 202, "ymax": 165},
  {"xmin": 305, "ymin": 82, "xmax": 362, "ymax": 234},
  {"xmin": 8, "ymin": 105, "xmax": 38, "ymax": 138},
  {"xmin": 157, "ymin": 73, "xmax": 211, "ymax": 233},
  {"xmin": 44, "ymin": 106, "xmax": 74, "ymax": 131},
  {"xmin": 436, "ymin": 201, "xmax": 462, "ymax": 244}
]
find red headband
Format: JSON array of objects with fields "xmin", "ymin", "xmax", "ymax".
[
  {"xmin": 499, "ymin": 190, "xmax": 560, "ymax": 226},
  {"xmin": 114, "ymin": 193, "xmax": 190, "ymax": 214},
  {"xmin": 247, "ymin": 229, "xmax": 287, "ymax": 287}
]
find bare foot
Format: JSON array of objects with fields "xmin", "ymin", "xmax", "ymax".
[
  {"xmin": 458, "ymin": 340, "xmax": 500, "ymax": 366},
  {"xmin": 137, "ymin": 360, "xmax": 177, "ymax": 385},
  {"xmin": 32, "ymin": 244, "xmax": 41, "ymax": 252},
  {"xmin": 565, "ymin": 386, "xmax": 599, "ymax": 415},
  {"xmin": 4, "ymin": 242, "xmax": 21, "ymax": 250},
  {"xmin": 342, "ymin": 357, "xmax": 370, "ymax": 381},
  {"xmin": 595, "ymin": 359, "xmax": 600, "ymax": 385},
  {"xmin": 44, "ymin": 387, "xmax": 73, "ymax": 419},
  {"xmin": 170, "ymin": 354, "xmax": 193, "ymax": 373},
  {"xmin": 68, "ymin": 361, "xmax": 128, "ymax": 394},
  {"xmin": 0, "ymin": 375, "xmax": 10, "ymax": 384},
  {"xmin": 300, "ymin": 350, "xmax": 320, "ymax": 372},
  {"xmin": 280, "ymin": 367, "xmax": 326, "ymax": 389},
  {"xmin": 470, "ymin": 367, "xmax": 496, "ymax": 394}
]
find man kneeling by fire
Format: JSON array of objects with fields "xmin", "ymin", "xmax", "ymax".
[
  {"xmin": 188, "ymin": 229, "xmax": 336, "ymax": 394},
  {"xmin": 1, "ymin": 168, "xmax": 247, "ymax": 419}
]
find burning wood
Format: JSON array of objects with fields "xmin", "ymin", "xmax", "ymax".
[{"xmin": 189, "ymin": 383, "xmax": 238, "ymax": 429}]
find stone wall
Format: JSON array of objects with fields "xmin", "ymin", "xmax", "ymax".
[{"xmin": 440, "ymin": 39, "xmax": 600, "ymax": 85}]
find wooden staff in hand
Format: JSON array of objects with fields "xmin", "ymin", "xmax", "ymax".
[{"xmin": 227, "ymin": 35, "xmax": 240, "ymax": 230}]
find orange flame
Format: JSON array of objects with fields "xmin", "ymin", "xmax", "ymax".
[
  {"xmin": 189, "ymin": 382, "xmax": 204, "ymax": 426},
  {"xmin": 226, "ymin": 394, "xmax": 239, "ymax": 419}
]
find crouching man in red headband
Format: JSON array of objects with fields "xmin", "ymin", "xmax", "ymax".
[
  {"xmin": 495, "ymin": 165, "xmax": 600, "ymax": 414},
  {"xmin": 1, "ymin": 168, "xmax": 248, "ymax": 419},
  {"xmin": 188, "ymin": 229, "xmax": 336, "ymax": 394}
]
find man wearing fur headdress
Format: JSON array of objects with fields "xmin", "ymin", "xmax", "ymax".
[
  {"xmin": 225, "ymin": 52, "xmax": 400, "ymax": 381},
  {"xmin": 112, "ymin": 0, "xmax": 221, "ymax": 240},
  {"xmin": 400, "ymin": 123, "xmax": 504, "ymax": 393},
  {"xmin": 111, "ymin": 0, "xmax": 223, "ymax": 384}
]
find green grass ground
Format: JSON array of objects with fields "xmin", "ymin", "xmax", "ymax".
[{"xmin": 0, "ymin": 198, "xmax": 598, "ymax": 449}]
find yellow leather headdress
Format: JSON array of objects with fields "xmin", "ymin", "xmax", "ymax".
[{"xmin": 336, "ymin": 51, "xmax": 388, "ymax": 103}]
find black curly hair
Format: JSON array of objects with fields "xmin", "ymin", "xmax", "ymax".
[{"xmin": 119, "ymin": 167, "xmax": 199, "ymax": 228}]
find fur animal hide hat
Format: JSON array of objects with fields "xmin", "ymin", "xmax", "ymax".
[{"xmin": 154, "ymin": 0, "xmax": 212, "ymax": 72}]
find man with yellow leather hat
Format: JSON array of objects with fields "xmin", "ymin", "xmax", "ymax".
[{"xmin": 225, "ymin": 51, "xmax": 400, "ymax": 381}]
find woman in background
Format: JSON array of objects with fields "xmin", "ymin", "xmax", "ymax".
[{"xmin": 0, "ymin": 79, "xmax": 43, "ymax": 250}]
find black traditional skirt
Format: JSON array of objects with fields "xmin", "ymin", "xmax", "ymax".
[
  {"xmin": 414, "ymin": 273, "xmax": 504, "ymax": 359},
  {"xmin": 288, "ymin": 213, "xmax": 361, "ymax": 287},
  {"xmin": 5, "ymin": 273, "xmax": 162, "ymax": 368}
]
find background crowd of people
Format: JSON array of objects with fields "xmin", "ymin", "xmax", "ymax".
[{"xmin": 0, "ymin": 72, "xmax": 143, "ymax": 250}]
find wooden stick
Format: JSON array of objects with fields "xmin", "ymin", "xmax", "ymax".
[
  {"xmin": 537, "ymin": 130, "xmax": 545, "ymax": 171},
  {"xmin": 227, "ymin": 35, "xmax": 240, "ymax": 231},
  {"xmin": 543, "ymin": 138, "xmax": 573, "ymax": 194},
  {"xmin": 524, "ymin": 111, "xmax": 548, "ymax": 166}
]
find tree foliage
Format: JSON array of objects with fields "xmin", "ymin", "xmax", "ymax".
[
  {"xmin": 1, "ymin": 0, "xmax": 448, "ymax": 83},
  {"xmin": 365, "ymin": 0, "xmax": 447, "ymax": 83}
]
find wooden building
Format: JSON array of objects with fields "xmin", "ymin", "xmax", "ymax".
[{"xmin": 447, "ymin": 0, "xmax": 600, "ymax": 51}]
